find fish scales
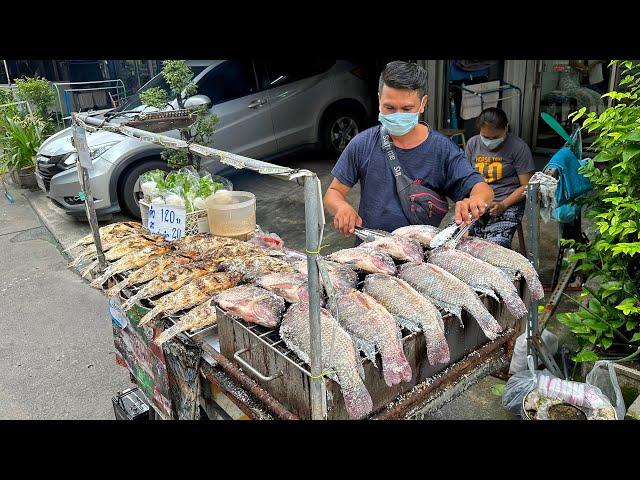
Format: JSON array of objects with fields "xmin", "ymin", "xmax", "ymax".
[
  {"xmin": 279, "ymin": 302, "xmax": 373, "ymax": 419},
  {"xmin": 217, "ymin": 255, "xmax": 293, "ymax": 282},
  {"xmin": 292, "ymin": 259, "xmax": 358, "ymax": 295},
  {"xmin": 398, "ymin": 262, "xmax": 503, "ymax": 340},
  {"xmin": 327, "ymin": 247, "xmax": 396, "ymax": 275},
  {"xmin": 256, "ymin": 271, "xmax": 310, "ymax": 303},
  {"xmin": 392, "ymin": 225, "xmax": 441, "ymax": 247},
  {"xmin": 215, "ymin": 285, "xmax": 285, "ymax": 328},
  {"xmin": 360, "ymin": 235, "xmax": 424, "ymax": 263},
  {"xmin": 155, "ymin": 300, "xmax": 217, "ymax": 346},
  {"xmin": 139, "ymin": 272, "xmax": 240, "ymax": 325},
  {"xmin": 65, "ymin": 221, "xmax": 142, "ymax": 250},
  {"xmin": 330, "ymin": 289, "xmax": 412, "ymax": 387},
  {"xmin": 457, "ymin": 236, "xmax": 545, "ymax": 300},
  {"xmin": 429, "ymin": 247, "xmax": 528, "ymax": 319},
  {"xmin": 90, "ymin": 245, "xmax": 171, "ymax": 288},
  {"xmin": 76, "ymin": 235, "xmax": 165, "ymax": 276},
  {"xmin": 363, "ymin": 273, "xmax": 450, "ymax": 365}
]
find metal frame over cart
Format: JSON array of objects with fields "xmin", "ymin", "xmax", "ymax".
[{"xmin": 74, "ymin": 112, "xmax": 538, "ymax": 420}]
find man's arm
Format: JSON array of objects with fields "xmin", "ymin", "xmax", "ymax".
[
  {"xmin": 324, "ymin": 178, "xmax": 363, "ymax": 236},
  {"xmin": 454, "ymin": 182, "xmax": 494, "ymax": 225}
]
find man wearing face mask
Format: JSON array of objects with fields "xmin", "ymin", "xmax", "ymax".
[
  {"xmin": 324, "ymin": 61, "xmax": 493, "ymax": 238},
  {"xmin": 465, "ymin": 107, "xmax": 535, "ymax": 248}
]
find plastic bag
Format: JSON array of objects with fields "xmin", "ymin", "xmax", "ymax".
[
  {"xmin": 502, "ymin": 356, "xmax": 546, "ymax": 416},
  {"xmin": 537, "ymin": 375, "xmax": 613, "ymax": 411},
  {"xmin": 247, "ymin": 226, "xmax": 284, "ymax": 250},
  {"xmin": 509, "ymin": 330, "xmax": 559, "ymax": 375},
  {"xmin": 586, "ymin": 360, "xmax": 626, "ymax": 420}
]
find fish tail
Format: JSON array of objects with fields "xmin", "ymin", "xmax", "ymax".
[
  {"xmin": 80, "ymin": 260, "xmax": 99, "ymax": 278},
  {"xmin": 139, "ymin": 308, "xmax": 160, "ymax": 326},
  {"xmin": 425, "ymin": 331, "xmax": 450, "ymax": 365},
  {"xmin": 90, "ymin": 272, "xmax": 110, "ymax": 289},
  {"xmin": 466, "ymin": 299, "xmax": 502, "ymax": 340},
  {"xmin": 523, "ymin": 269, "xmax": 545, "ymax": 301},
  {"xmin": 341, "ymin": 383, "xmax": 374, "ymax": 420},
  {"xmin": 122, "ymin": 293, "xmax": 139, "ymax": 311},
  {"xmin": 500, "ymin": 289, "xmax": 528, "ymax": 319},
  {"xmin": 381, "ymin": 345, "xmax": 412, "ymax": 386},
  {"xmin": 107, "ymin": 281, "xmax": 127, "ymax": 298},
  {"xmin": 155, "ymin": 323, "xmax": 182, "ymax": 346}
]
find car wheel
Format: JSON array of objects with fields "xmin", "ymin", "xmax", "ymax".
[
  {"xmin": 118, "ymin": 159, "xmax": 169, "ymax": 219},
  {"xmin": 321, "ymin": 109, "xmax": 363, "ymax": 156}
]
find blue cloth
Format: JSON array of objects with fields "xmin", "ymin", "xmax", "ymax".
[
  {"xmin": 449, "ymin": 61, "xmax": 489, "ymax": 81},
  {"xmin": 331, "ymin": 125, "xmax": 485, "ymax": 234},
  {"xmin": 544, "ymin": 146, "xmax": 592, "ymax": 206}
]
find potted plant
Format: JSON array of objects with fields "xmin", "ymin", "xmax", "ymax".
[
  {"xmin": 14, "ymin": 76, "xmax": 58, "ymax": 136},
  {"xmin": 557, "ymin": 60, "xmax": 640, "ymax": 373},
  {"xmin": 0, "ymin": 113, "xmax": 44, "ymax": 189}
]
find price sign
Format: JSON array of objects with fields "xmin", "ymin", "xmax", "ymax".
[
  {"xmin": 72, "ymin": 124, "xmax": 92, "ymax": 169},
  {"xmin": 148, "ymin": 203, "xmax": 186, "ymax": 241}
]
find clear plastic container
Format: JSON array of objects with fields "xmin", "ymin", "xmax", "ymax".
[{"xmin": 205, "ymin": 190, "xmax": 256, "ymax": 240}]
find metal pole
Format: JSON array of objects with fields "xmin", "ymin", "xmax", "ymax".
[
  {"xmin": 303, "ymin": 175, "xmax": 324, "ymax": 420},
  {"xmin": 71, "ymin": 120, "xmax": 106, "ymax": 271},
  {"xmin": 3, "ymin": 60, "xmax": 10, "ymax": 85},
  {"xmin": 525, "ymin": 182, "xmax": 540, "ymax": 364}
]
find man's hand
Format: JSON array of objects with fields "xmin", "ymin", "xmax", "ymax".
[
  {"xmin": 455, "ymin": 197, "xmax": 488, "ymax": 225},
  {"xmin": 489, "ymin": 200, "xmax": 506, "ymax": 217},
  {"xmin": 333, "ymin": 203, "xmax": 362, "ymax": 236}
]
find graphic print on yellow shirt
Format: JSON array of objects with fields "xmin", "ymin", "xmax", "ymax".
[{"xmin": 474, "ymin": 155, "xmax": 503, "ymax": 184}]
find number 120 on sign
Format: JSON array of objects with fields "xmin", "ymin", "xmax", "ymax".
[{"xmin": 148, "ymin": 203, "xmax": 186, "ymax": 241}]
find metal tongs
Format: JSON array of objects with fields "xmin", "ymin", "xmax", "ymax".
[
  {"xmin": 353, "ymin": 225, "xmax": 391, "ymax": 243},
  {"xmin": 429, "ymin": 209, "xmax": 490, "ymax": 249}
]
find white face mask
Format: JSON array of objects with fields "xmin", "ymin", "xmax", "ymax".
[{"xmin": 480, "ymin": 124, "xmax": 508, "ymax": 149}]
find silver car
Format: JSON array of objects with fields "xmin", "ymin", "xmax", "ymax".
[{"xmin": 35, "ymin": 59, "xmax": 372, "ymax": 218}]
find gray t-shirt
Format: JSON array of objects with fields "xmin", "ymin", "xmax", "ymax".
[{"xmin": 465, "ymin": 134, "xmax": 535, "ymax": 202}]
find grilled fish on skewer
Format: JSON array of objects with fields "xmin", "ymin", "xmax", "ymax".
[
  {"xmin": 327, "ymin": 247, "xmax": 396, "ymax": 275},
  {"xmin": 215, "ymin": 285, "xmax": 285, "ymax": 328},
  {"xmin": 64, "ymin": 221, "xmax": 142, "ymax": 251},
  {"xmin": 89, "ymin": 245, "xmax": 171, "ymax": 289},
  {"xmin": 217, "ymin": 255, "xmax": 293, "ymax": 282},
  {"xmin": 456, "ymin": 236, "xmax": 545, "ymax": 300},
  {"xmin": 398, "ymin": 262, "xmax": 503, "ymax": 340},
  {"xmin": 363, "ymin": 273, "xmax": 450, "ymax": 365},
  {"xmin": 428, "ymin": 247, "xmax": 528, "ymax": 319},
  {"xmin": 155, "ymin": 300, "xmax": 218, "ymax": 346},
  {"xmin": 280, "ymin": 302, "xmax": 373, "ymax": 420},
  {"xmin": 139, "ymin": 272, "xmax": 241, "ymax": 326}
]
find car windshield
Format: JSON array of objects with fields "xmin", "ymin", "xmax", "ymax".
[{"xmin": 113, "ymin": 65, "xmax": 207, "ymax": 112}]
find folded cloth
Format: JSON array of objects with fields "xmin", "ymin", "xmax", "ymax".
[
  {"xmin": 527, "ymin": 171, "xmax": 558, "ymax": 223},
  {"xmin": 544, "ymin": 147, "xmax": 592, "ymax": 207},
  {"xmin": 460, "ymin": 80, "xmax": 500, "ymax": 120}
]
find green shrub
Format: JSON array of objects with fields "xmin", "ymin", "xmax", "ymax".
[{"xmin": 0, "ymin": 113, "xmax": 45, "ymax": 174}]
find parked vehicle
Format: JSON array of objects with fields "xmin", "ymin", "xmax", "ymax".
[{"xmin": 35, "ymin": 59, "xmax": 372, "ymax": 218}]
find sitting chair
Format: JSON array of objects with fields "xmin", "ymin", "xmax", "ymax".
[{"xmin": 440, "ymin": 128, "xmax": 467, "ymax": 149}]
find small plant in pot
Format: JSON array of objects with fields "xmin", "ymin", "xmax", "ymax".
[
  {"xmin": 557, "ymin": 60, "xmax": 640, "ymax": 373},
  {"xmin": 0, "ymin": 113, "xmax": 44, "ymax": 189}
]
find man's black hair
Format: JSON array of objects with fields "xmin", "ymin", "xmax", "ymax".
[
  {"xmin": 476, "ymin": 107, "xmax": 509, "ymax": 130},
  {"xmin": 378, "ymin": 61, "xmax": 428, "ymax": 98}
]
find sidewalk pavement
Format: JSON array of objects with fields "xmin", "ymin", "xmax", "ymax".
[{"xmin": 0, "ymin": 184, "xmax": 130, "ymax": 419}]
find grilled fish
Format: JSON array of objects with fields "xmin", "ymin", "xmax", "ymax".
[
  {"xmin": 217, "ymin": 255, "xmax": 293, "ymax": 282},
  {"xmin": 65, "ymin": 221, "xmax": 142, "ymax": 251},
  {"xmin": 398, "ymin": 262, "xmax": 503, "ymax": 340},
  {"xmin": 280, "ymin": 302, "xmax": 373, "ymax": 420},
  {"xmin": 106, "ymin": 253, "xmax": 193, "ymax": 298},
  {"xmin": 392, "ymin": 225, "xmax": 441, "ymax": 247},
  {"xmin": 360, "ymin": 235, "xmax": 424, "ymax": 263},
  {"xmin": 215, "ymin": 285, "xmax": 285, "ymax": 328},
  {"xmin": 121, "ymin": 259, "xmax": 220, "ymax": 311},
  {"xmin": 90, "ymin": 245, "xmax": 171, "ymax": 288},
  {"xmin": 256, "ymin": 271, "xmax": 310, "ymax": 303},
  {"xmin": 429, "ymin": 247, "xmax": 528, "ymax": 319},
  {"xmin": 155, "ymin": 300, "xmax": 217, "ymax": 346},
  {"xmin": 330, "ymin": 289, "xmax": 412, "ymax": 386},
  {"xmin": 292, "ymin": 258, "xmax": 358, "ymax": 295},
  {"xmin": 327, "ymin": 247, "xmax": 396, "ymax": 275},
  {"xmin": 363, "ymin": 273, "xmax": 450, "ymax": 365},
  {"xmin": 139, "ymin": 272, "xmax": 241, "ymax": 325},
  {"xmin": 174, "ymin": 234, "xmax": 264, "ymax": 258},
  {"xmin": 457, "ymin": 236, "xmax": 545, "ymax": 300}
]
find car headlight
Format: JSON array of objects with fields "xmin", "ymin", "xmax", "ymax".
[
  {"xmin": 89, "ymin": 143, "xmax": 118, "ymax": 159},
  {"xmin": 59, "ymin": 143, "xmax": 118, "ymax": 168}
]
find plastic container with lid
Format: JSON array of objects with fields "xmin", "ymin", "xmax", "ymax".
[{"xmin": 205, "ymin": 190, "xmax": 256, "ymax": 240}]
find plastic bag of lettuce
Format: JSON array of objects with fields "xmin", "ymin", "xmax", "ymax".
[{"xmin": 139, "ymin": 167, "xmax": 231, "ymax": 213}]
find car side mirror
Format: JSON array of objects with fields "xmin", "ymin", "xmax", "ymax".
[{"xmin": 184, "ymin": 94, "xmax": 212, "ymax": 109}]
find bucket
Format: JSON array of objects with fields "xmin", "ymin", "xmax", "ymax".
[{"xmin": 205, "ymin": 191, "xmax": 256, "ymax": 240}]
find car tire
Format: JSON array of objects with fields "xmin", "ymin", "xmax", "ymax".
[
  {"xmin": 321, "ymin": 107, "xmax": 364, "ymax": 156},
  {"xmin": 118, "ymin": 159, "xmax": 169, "ymax": 219}
]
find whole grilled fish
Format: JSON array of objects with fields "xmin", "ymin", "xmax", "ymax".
[
  {"xmin": 217, "ymin": 255, "xmax": 293, "ymax": 282},
  {"xmin": 90, "ymin": 245, "xmax": 171, "ymax": 288},
  {"xmin": 139, "ymin": 272, "xmax": 241, "ymax": 325},
  {"xmin": 330, "ymin": 289, "xmax": 412, "ymax": 386},
  {"xmin": 69, "ymin": 231, "xmax": 144, "ymax": 266},
  {"xmin": 327, "ymin": 247, "xmax": 396, "ymax": 275},
  {"xmin": 363, "ymin": 273, "xmax": 450, "ymax": 365},
  {"xmin": 457, "ymin": 236, "xmax": 545, "ymax": 300},
  {"xmin": 392, "ymin": 225, "xmax": 441, "ymax": 247},
  {"xmin": 64, "ymin": 221, "xmax": 142, "ymax": 251},
  {"xmin": 256, "ymin": 271, "xmax": 310, "ymax": 303},
  {"xmin": 121, "ymin": 259, "xmax": 220, "ymax": 311},
  {"xmin": 360, "ymin": 235, "xmax": 424, "ymax": 263},
  {"xmin": 215, "ymin": 285, "xmax": 285, "ymax": 328},
  {"xmin": 429, "ymin": 247, "xmax": 528, "ymax": 319},
  {"xmin": 398, "ymin": 262, "xmax": 503, "ymax": 340},
  {"xmin": 155, "ymin": 300, "xmax": 217, "ymax": 346},
  {"xmin": 174, "ymin": 234, "xmax": 264, "ymax": 258},
  {"xmin": 292, "ymin": 259, "xmax": 358, "ymax": 295},
  {"xmin": 280, "ymin": 302, "xmax": 373, "ymax": 420},
  {"xmin": 106, "ymin": 253, "xmax": 193, "ymax": 298}
]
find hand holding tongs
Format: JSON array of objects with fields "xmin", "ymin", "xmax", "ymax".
[{"xmin": 429, "ymin": 207, "xmax": 490, "ymax": 249}]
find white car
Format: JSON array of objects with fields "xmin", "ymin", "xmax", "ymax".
[{"xmin": 35, "ymin": 59, "xmax": 372, "ymax": 218}]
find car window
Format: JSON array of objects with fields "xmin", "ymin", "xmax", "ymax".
[
  {"xmin": 115, "ymin": 65, "xmax": 207, "ymax": 111},
  {"xmin": 261, "ymin": 59, "xmax": 336, "ymax": 89},
  {"xmin": 196, "ymin": 60, "xmax": 259, "ymax": 105}
]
